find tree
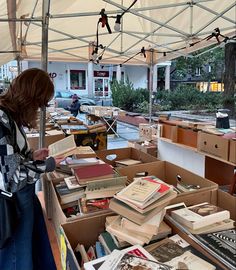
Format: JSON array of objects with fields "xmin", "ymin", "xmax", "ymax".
[
  {"xmin": 223, "ymin": 42, "xmax": 236, "ymax": 117},
  {"xmin": 171, "ymin": 47, "xmax": 225, "ymax": 86}
]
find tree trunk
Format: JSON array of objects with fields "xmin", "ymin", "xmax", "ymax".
[{"xmin": 223, "ymin": 42, "xmax": 236, "ymax": 117}]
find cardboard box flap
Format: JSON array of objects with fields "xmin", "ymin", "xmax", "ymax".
[
  {"xmin": 217, "ymin": 189, "xmax": 236, "ymax": 221},
  {"xmin": 96, "ymin": 147, "xmax": 157, "ymax": 166},
  {"xmin": 117, "ymin": 161, "xmax": 218, "ymax": 189},
  {"xmin": 61, "ymin": 213, "xmax": 113, "ymax": 249}
]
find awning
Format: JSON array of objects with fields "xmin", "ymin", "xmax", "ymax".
[{"xmin": 0, "ymin": 0, "xmax": 235, "ymax": 67}]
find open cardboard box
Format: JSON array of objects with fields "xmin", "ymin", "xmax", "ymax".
[
  {"xmin": 172, "ymin": 126, "xmax": 198, "ymax": 148},
  {"xmin": 27, "ymin": 130, "xmax": 65, "ymax": 150},
  {"xmin": 95, "ymin": 147, "xmax": 158, "ymax": 167},
  {"xmin": 217, "ymin": 189, "xmax": 236, "ymax": 220},
  {"xmin": 229, "ymin": 139, "xmax": 236, "ymax": 164},
  {"xmin": 164, "ymin": 190, "xmax": 235, "ymax": 270},
  {"xmin": 58, "ymin": 190, "xmax": 235, "ymax": 270},
  {"xmin": 117, "ymin": 161, "xmax": 218, "ymax": 206},
  {"xmin": 60, "ymin": 213, "xmax": 113, "ymax": 270},
  {"xmin": 41, "ymin": 174, "xmax": 112, "ymax": 242},
  {"xmin": 128, "ymin": 140, "xmax": 157, "ymax": 157},
  {"xmin": 197, "ymin": 131, "xmax": 229, "ymax": 161}
]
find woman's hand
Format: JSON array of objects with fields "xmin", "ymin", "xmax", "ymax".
[{"xmin": 32, "ymin": 148, "xmax": 49, "ymax": 161}]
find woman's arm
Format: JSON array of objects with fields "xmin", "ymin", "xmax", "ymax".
[{"xmin": 0, "ymin": 114, "xmax": 56, "ymax": 192}]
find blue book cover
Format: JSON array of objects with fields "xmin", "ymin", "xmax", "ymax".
[{"xmin": 95, "ymin": 241, "xmax": 106, "ymax": 258}]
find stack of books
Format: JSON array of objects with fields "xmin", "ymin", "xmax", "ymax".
[
  {"xmin": 109, "ymin": 175, "xmax": 177, "ymax": 225},
  {"xmin": 83, "ymin": 244, "xmax": 158, "ymax": 270},
  {"xmin": 169, "ymin": 202, "xmax": 232, "ymax": 233},
  {"xmin": 85, "ymin": 176, "xmax": 127, "ymax": 200},
  {"xmin": 83, "ymin": 237, "xmax": 216, "ymax": 270},
  {"xmin": 55, "ymin": 180, "xmax": 85, "ymax": 205},
  {"xmin": 166, "ymin": 203, "xmax": 235, "ymax": 270},
  {"xmin": 106, "ymin": 175, "xmax": 177, "ymax": 245},
  {"xmin": 144, "ymin": 234, "xmax": 216, "ymax": 270},
  {"xmin": 72, "ymin": 163, "xmax": 115, "ymax": 185}
]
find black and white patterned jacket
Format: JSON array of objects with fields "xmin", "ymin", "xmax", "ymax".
[{"xmin": 0, "ymin": 109, "xmax": 55, "ymax": 193}]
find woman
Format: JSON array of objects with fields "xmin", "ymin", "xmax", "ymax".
[
  {"xmin": 66, "ymin": 94, "xmax": 81, "ymax": 117},
  {"xmin": 0, "ymin": 68, "xmax": 58, "ymax": 270}
]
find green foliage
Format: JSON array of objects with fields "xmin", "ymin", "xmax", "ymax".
[
  {"xmin": 155, "ymin": 85, "xmax": 223, "ymax": 111},
  {"xmin": 111, "ymin": 79, "xmax": 149, "ymax": 112},
  {"xmin": 135, "ymin": 100, "xmax": 149, "ymax": 114},
  {"xmin": 111, "ymin": 80, "xmax": 223, "ymax": 113}
]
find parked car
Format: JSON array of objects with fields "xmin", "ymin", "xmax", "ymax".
[{"xmin": 54, "ymin": 91, "xmax": 96, "ymax": 109}]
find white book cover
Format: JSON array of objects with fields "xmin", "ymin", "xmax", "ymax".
[
  {"xmin": 121, "ymin": 209, "xmax": 166, "ymax": 234},
  {"xmin": 84, "ymin": 255, "xmax": 109, "ymax": 270},
  {"xmin": 171, "ymin": 202, "xmax": 230, "ymax": 230},
  {"xmin": 64, "ymin": 176, "xmax": 81, "ymax": 190},
  {"xmin": 106, "ymin": 216, "xmax": 153, "ymax": 246},
  {"xmin": 65, "ymin": 157, "xmax": 102, "ymax": 167},
  {"xmin": 48, "ymin": 135, "xmax": 76, "ymax": 157},
  {"xmin": 166, "ymin": 251, "xmax": 216, "ymax": 270},
  {"xmin": 99, "ymin": 245, "xmax": 157, "ymax": 270},
  {"xmin": 117, "ymin": 177, "xmax": 161, "ymax": 204}
]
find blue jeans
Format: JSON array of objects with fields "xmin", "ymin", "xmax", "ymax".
[{"xmin": 0, "ymin": 184, "xmax": 56, "ymax": 270}]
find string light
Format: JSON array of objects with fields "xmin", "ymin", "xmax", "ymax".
[
  {"xmin": 91, "ymin": 27, "xmax": 234, "ymax": 66},
  {"xmin": 113, "ymin": 0, "xmax": 137, "ymax": 32}
]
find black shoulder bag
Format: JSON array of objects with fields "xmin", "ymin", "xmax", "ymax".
[{"xmin": 0, "ymin": 110, "xmax": 21, "ymax": 249}]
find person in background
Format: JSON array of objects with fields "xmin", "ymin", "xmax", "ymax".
[
  {"xmin": 0, "ymin": 68, "xmax": 62, "ymax": 270},
  {"xmin": 66, "ymin": 93, "xmax": 81, "ymax": 117}
]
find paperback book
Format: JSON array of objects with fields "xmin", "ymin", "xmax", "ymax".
[
  {"xmin": 55, "ymin": 181, "xmax": 85, "ymax": 205},
  {"xmin": 109, "ymin": 192, "xmax": 175, "ymax": 225},
  {"xmin": 115, "ymin": 158, "xmax": 141, "ymax": 167},
  {"xmin": 171, "ymin": 202, "xmax": 230, "ymax": 230},
  {"xmin": 85, "ymin": 175, "xmax": 127, "ymax": 200},
  {"xmin": 195, "ymin": 229, "xmax": 236, "ymax": 269},
  {"xmin": 64, "ymin": 176, "xmax": 81, "ymax": 190},
  {"xmin": 116, "ymin": 176, "xmax": 161, "ymax": 204},
  {"xmin": 84, "ymin": 245, "xmax": 155, "ymax": 270},
  {"xmin": 65, "ymin": 157, "xmax": 102, "ymax": 168},
  {"xmin": 120, "ymin": 209, "xmax": 166, "ymax": 235},
  {"xmin": 145, "ymin": 237, "xmax": 215, "ymax": 270},
  {"xmin": 79, "ymin": 197, "xmax": 110, "ymax": 215}
]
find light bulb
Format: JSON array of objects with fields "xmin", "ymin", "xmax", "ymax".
[{"xmin": 114, "ymin": 23, "xmax": 121, "ymax": 32}]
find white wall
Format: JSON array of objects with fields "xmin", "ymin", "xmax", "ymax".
[
  {"xmin": 125, "ymin": 66, "xmax": 148, "ymax": 89},
  {"xmin": 26, "ymin": 61, "xmax": 149, "ymax": 95},
  {"xmin": 158, "ymin": 140, "xmax": 205, "ymax": 177}
]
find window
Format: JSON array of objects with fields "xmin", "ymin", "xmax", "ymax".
[
  {"xmin": 112, "ymin": 71, "xmax": 125, "ymax": 82},
  {"xmin": 70, "ymin": 70, "xmax": 86, "ymax": 90},
  {"xmin": 195, "ymin": 67, "xmax": 201, "ymax": 76}
]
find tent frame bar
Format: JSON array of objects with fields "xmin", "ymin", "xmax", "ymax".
[
  {"xmin": 39, "ymin": 0, "xmax": 50, "ymax": 149},
  {"xmin": 0, "ymin": 18, "xmax": 42, "ymax": 22},
  {"xmin": 122, "ymin": 5, "xmax": 189, "ymax": 54},
  {"xmin": 47, "ymin": 0, "xmax": 214, "ymax": 19}
]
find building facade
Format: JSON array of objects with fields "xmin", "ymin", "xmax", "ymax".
[{"xmin": 1, "ymin": 60, "xmax": 171, "ymax": 97}]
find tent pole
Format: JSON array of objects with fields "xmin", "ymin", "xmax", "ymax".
[
  {"xmin": 39, "ymin": 0, "xmax": 50, "ymax": 149},
  {"xmin": 149, "ymin": 49, "xmax": 154, "ymax": 123}
]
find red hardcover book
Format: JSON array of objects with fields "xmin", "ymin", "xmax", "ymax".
[{"xmin": 73, "ymin": 163, "xmax": 114, "ymax": 183}]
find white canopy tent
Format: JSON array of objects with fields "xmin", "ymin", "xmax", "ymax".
[
  {"xmin": 0, "ymin": 0, "xmax": 235, "ymax": 148},
  {"xmin": 0, "ymin": 0, "xmax": 235, "ymax": 67}
]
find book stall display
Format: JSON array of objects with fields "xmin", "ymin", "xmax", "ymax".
[
  {"xmin": 36, "ymin": 106, "xmax": 236, "ymax": 270},
  {"xmin": 80, "ymin": 105, "xmax": 126, "ymax": 137}
]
